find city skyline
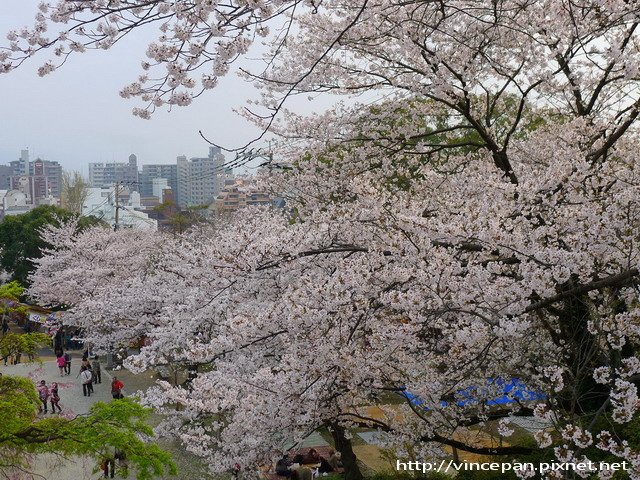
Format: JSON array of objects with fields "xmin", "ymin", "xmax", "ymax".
[{"xmin": 0, "ymin": 146, "xmax": 224, "ymax": 177}]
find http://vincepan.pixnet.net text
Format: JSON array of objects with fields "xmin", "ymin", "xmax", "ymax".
[{"xmin": 397, "ymin": 459, "xmax": 629, "ymax": 475}]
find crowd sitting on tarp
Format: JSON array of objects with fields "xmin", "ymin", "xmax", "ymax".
[{"xmin": 275, "ymin": 448, "xmax": 343, "ymax": 478}]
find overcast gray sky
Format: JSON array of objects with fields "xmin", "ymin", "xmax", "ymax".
[{"xmin": 0, "ymin": 1, "xmax": 270, "ymax": 173}]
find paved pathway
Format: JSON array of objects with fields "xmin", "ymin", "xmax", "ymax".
[
  {"xmin": 1, "ymin": 359, "xmax": 113, "ymax": 416},
  {"xmin": 1, "ymin": 359, "xmax": 121, "ymax": 479}
]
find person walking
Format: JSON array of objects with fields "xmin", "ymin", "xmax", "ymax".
[
  {"xmin": 115, "ymin": 449, "xmax": 128, "ymax": 477},
  {"xmin": 56, "ymin": 354, "xmax": 66, "ymax": 376},
  {"xmin": 81, "ymin": 357, "xmax": 91, "ymax": 371},
  {"xmin": 50, "ymin": 382, "xmax": 62, "ymax": 413},
  {"xmin": 101, "ymin": 456, "xmax": 115, "ymax": 478},
  {"xmin": 63, "ymin": 351, "xmax": 71, "ymax": 375},
  {"xmin": 91, "ymin": 358, "xmax": 102, "ymax": 384},
  {"xmin": 79, "ymin": 366, "xmax": 93, "ymax": 397},
  {"xmin": 37, "ymin": 380, "xmax": 50, "ymax": 413},
  {"xmin": 1, "ymin": 319, "xmax": 8, "ymax": 336},
  {"xmin": 111, "ymin": 377, "xmax": 124, "ymax": 399}
]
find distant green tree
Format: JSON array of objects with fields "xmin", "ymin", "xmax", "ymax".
[
  {"xmin": 153, "ymin": 200, "xmax": 204, "ymax": 234},
  {"xmin": 0, "ymin": 332, "xmax": 51, "ymax": 364},
  {"xmin": 60, "ymin": 170, "xmax": 90, "ymax": 214},
  {"xmin": 0, "ymin": 280, "xmax": 24, "ymax": 301},
  {"xmin": 0, "ymin": 282, "xmax": 29, "ymax": 338},
  {"xmin": 0, "ymin": 205, "xmax": 103, "ymax": 285},
  {"xmin": 0, "ymin": 375, "xmax": 176, "ymax": 479}
]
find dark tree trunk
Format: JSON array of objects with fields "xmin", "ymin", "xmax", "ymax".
[
  {"xmin": 557, "ymin": 287, "xmax": 608, "ymax": 414},
  {"xmin": 329, "ymin": 423, "xmax": 363, "ymax": 480}
]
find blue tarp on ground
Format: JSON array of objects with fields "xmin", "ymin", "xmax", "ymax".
[{"xmin": 402, "ymin": 378, "xmax": 546, "ymax": 409}]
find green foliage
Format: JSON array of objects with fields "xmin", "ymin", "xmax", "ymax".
[
  {"xmin": 0, "ymin": 375, "xmax": 40, "ymax": 434},
  {"xmin": 152, "ymin": 200, "xmax": 204, "ymax": 234},
  {"xmin": 168, "ymin": 212, "xmax": 195, "ymax": 233},
  {"xmin": 0, "ymin": 281, "xmax": 29, "ymax": 325},
  {"xmin": 0, "ymin": 375, "xmax": 176, "ymax": 479},
  {"xmin": 0, "ymin": 281, "xmax": 25, "ymax": 301},
  {"xmin": 0, "ymin": 332, "xmax": 51, "ymax": 363},
  {"xmin": 0, "ymin": 205, "xmax": 104, "ymax": 285},
  {"xmin": 186, "ymin": 204, "xmax": 209, "ymax": 211},
  {"xmin": 577, "ymin": 410, "xmax": 640, "ymax": 478}
]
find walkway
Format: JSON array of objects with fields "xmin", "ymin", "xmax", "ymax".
[
  {"xmin": 1, "ymin": 359, "xmax": 112, "ymax": 415},
  {"xmin": 1, "ymin": 359, "xmax": 122, "ymax": 479}
]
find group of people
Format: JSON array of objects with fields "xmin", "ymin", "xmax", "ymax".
[
  {"xmin": 55, "ymin": 350, "xmax": 72, "ymax": 375},
  {"xmin": 36, "ymin": 379, "xmax": 62, "ymax": 414},
  {"xmin": 275, "ymin": 448, "xmax": 343, "ymax": 479},
  {"xmin": 55, "ymin": 350, "xmax": 124, "ymax": 399},
  {"xmin": 75, "ymin": 352, "xmax": 102, "ymax": 397},
  {"xmin": 34, "ymin": 353, "xmax": 125, "ymax": 412},
  {"xmin": 101, "ymin": 449, "xmax": 128, "ymax": 478}
]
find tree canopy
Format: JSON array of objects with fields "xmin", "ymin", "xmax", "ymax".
[
  {"xmin": 0, "ymin": 332, "xmax": 51, "ymax": 365},
  {"xmin": 60, "ymin": 170, "xmax": 90, "ymax": 215},
  {"xmin": 0, "ymin": 281, "xmax": 24, "ymax": 302},
  {"xmin": 0, "ymin": 205, "xmax": 103, "ymax": 286}
]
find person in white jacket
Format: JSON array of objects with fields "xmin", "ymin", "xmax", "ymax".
[{"xmin": 79, "ymin": 366, "xmax": 94, "ymax": 396}]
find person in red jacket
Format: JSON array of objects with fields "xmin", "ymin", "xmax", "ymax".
[{"xmin": 111, "ymin": 377, "xmax": 124, "ymax": 399}]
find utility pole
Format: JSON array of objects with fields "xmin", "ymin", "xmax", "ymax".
[
  {"xmin": 114, "ymin": 182, "xmax": 120, "ymax": 231},
  {"xmin": 107, "ymin": 182, "xmax": 120, "ymax": 370}
]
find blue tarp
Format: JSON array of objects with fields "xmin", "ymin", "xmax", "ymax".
[{"xmin": 401, "ymin": 378, "xmax": 546, "ymax": 409}]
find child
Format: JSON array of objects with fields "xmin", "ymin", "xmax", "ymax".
[
  {"xmin": 64, "ymin": 351, "xmax": 71, "ymax": 375},
  {"xmin": 56, "ymin": 354, "xmax": 66, "ymax": 376},
  {"xmin": 50, "ymin": 382, "xmax": 62, "ymax": 413},
  {"xmin": 37, "ymin": 380, "xmax": 50, "ymax": 413}
]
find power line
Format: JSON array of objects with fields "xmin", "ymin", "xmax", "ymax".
[
  {"xmin": 119, "ymin": 205, "xmax": 158, "ymax": 228},
  {"xmin": 83, "ymin": 196, "xmax": 111, "ymax": 217}
]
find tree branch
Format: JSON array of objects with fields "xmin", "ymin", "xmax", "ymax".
[{"xmin": 525, "ymin": 268, "xmax": 639, "ymax": 313}]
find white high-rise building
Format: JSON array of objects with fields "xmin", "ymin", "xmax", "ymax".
[
  {"xmin": 152, "ymin": 178, "xmax": 169, "ymax": 200},
  {"xmin": 176, "ymin": 147, "xmax": 226, "ymax": 207},
  {"xmin": 20, "ymin": 149, "xmax": 29, "ymax": 174},
  {"xmin": 88, "ymin": 154, "xmax": 138, "ymax": 190}
]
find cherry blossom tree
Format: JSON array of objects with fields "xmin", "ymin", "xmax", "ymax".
[
  {"xmin": 13, "ymin": 0, "xmax": 640, "ymax": 479},
  {"xmin": 29, "ymin": 220, "xmax": 168, "ymax": 352}
]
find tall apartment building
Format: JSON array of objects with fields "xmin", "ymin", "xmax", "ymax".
[
  {"xmin": 9, "ymin": 149, "xmax": 30, "ymax": 176},
  {"xmin": 176, "ymin": 147, "xmax": 226, "ymax": 207},
  {"xmin": 0, "ymin": 165, "xmax": 13, "ymax": 190},
  {"xmin": 175, "ymin": 155, "xmax": 188, "ymax": 207},
  {"xmin": 88, "ymin": 154, "xmax": 138, "ymax": 190},
  {"xmin": 7, "ymin": 151, "xmax": 63, "ymax": 200},
  {"xmin": 139, "ymin": 163, "xmax": 178, "ymax": 198}
]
